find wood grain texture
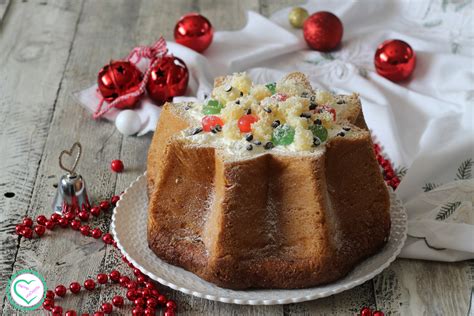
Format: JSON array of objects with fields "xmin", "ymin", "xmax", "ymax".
[{"xmin": 0, "ymin": 0, "xmax": 472, "ymax": 315}]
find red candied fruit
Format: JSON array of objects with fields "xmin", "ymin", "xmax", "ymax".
[
  {"xmin": 201, "ymin": 115, "xmax": 224, "ymax": 132},
  {"xmin": 237, "ymin": 114, "xmax": 259, "ymax": 133}
]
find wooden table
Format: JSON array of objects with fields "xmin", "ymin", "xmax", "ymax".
[{"xmin": 0, "ymin": 0, "xmax": 472, "ymax": 315}]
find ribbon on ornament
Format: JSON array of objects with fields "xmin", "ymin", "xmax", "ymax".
[{"xmin": 93, "ymin": 37, "xmax": 169, "ymax": 119}]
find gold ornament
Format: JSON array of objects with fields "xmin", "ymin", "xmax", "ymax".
[{"xmin": 288, "ymin": 7, "xmax": 309, "ymax": 28}]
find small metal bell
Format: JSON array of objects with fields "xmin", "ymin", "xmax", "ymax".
[{"xmin": 52, "ymin": 142, "xmax": 90, "ymax": 215}]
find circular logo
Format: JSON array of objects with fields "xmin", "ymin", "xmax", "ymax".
[{"xmin": 7, "ymin": 269, "xmax": 46, "ymax": 311}]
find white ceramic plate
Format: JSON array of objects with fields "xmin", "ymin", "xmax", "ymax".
[{"xmin": 111, "ymin": 173, "xmax": 407, "ymax": 305}]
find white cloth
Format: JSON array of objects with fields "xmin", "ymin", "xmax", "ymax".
[{"xmin": 77, "ymin": 0, "xmax": 474, "ymax": 262}]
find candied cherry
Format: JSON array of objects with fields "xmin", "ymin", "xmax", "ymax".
[
  {"xmin": 272, "ymin": 124, "xmax": 295, "ymax": 145},
  {"xmin": 315, "ymin": 105, "xmax": 336, "ymax": 121},
  {"xmin": 237, "ymin": 115, "xmax": 258, "ymax": 133},
  {"xmin": 309, "ymin": 124, "xmax": 328, "ymax": 142},
  {"xmin": 202, "ymin": 115, "xmax": 224, "ymax": 132},
  {"xmin": 202, "ymin": 99, "xmax": 223, "ymax": 115}
]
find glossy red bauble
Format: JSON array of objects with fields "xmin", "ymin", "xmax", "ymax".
[
  {"xmin": 97, "ymin": 61, "xmax": 143, "ymax": 109},
  {"xmin": 111, "ymin": 195, "xmax": 120, "ymax": 205},
  {"xmin": 22, "ymin": 227, "xmax": 33, "ymax": 238},
  {"xmin": 374, "ymin": 39, "xmax": 416, "ymax": 82},
  {"xmin": 146, "ymin": 56, "xmax": 189, "ymax": 105},
  {"xmin": 78, "ymin": 210, "xmax": 89, "ymax": 221},
  {"xmin": 43, "ymin": 299, "xmax": 54, "ymax": 311},
  {"xmin": 109, "ymin": 270, "xmax": 121, "ymax": 283},
  {"xmin": 80, "ymin": 225, "xmax": 90, "ymax": 236},
  {"xmin": 84, "ymin": 279, "xmax": 96, "ymax": 291},
  {"xmin": 373, "ymin": 311, "xmax": 385, "ymax": 316},
  {"xmin": 112, "ymin": 295, "xmax": 124, "ymax": 307},
  {"xmin": 55, "ymin": 285, "xmax": 67, "ymax": 297},
  {"xmin": 35, "ymin": 225, "xmax": 46, "ymax": 236},
  {"xmin": 65, "ymin": 311, "xmax": 77, "ymax": 316},
  {"xmin": 46, "ymin": 290, "xmax": 55, "ymax": 299},
  {"xmin": 102, "ymin": 233, "xmax": 114, "ymax": 244},
  {"xmin": 303, "ymin": 11, "xmax": 343, "ymax": 51},
  {"xmin": 111, "ymin": 159, "xmax": 124, "ymax": 173},
  {"xmin": 23, "ymin": 217, "xmax": 33, "ymax": 227},
  {"xmin": 97, "ymin": 273, "xmax": 108, "ymax": 284},
  {"xmin": 360, "ymin": 307, "xmax": 373, "ymax": 316},
  {"xmin": 37, "ymin": 215, "xmax": 47, "ymax": 225},
  {"xmin": 174, "ymin": 13, "xmax": 214, "ymax": 53},
  {"xmin": 91, "ymin": 206, "xmax": 101, "ymax": 217},
  {"xmin": 91, "ymin": 228, "xmax": 102, "ymax": 239},
  {"xmin": 99, "ymin": 201, "xmax": 110, "ymax": 211},
  {"xmin": 166, "ymin": 300, "xmax": 177, "ymax": 310},
  {"xmin": 101, "ymin": 303, "xmax": 113, "ymax": 314}
]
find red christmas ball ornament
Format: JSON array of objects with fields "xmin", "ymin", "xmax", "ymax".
[
  {"xmin": 174, "ymin": 13, "xmax": 214, "ymax": 52},
  {"xmin": 374, "ymin": 39, "xmax": 416, "ymax": 82},
  {"xmin": 303, "ymin": 11, "xmax": 343, "ymax": 52},
  {"xmin": 146, "ymin": 56, "xmax": 189, "ymax": 105},
  {"xmin": 111, "ymin": 159, "xmax": 124, "ymax": 173},
  {"xmin": 97, "ymin": 61, "xmax": 143, "ymax": 109}
]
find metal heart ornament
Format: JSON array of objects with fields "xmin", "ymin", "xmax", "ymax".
[{"xmin": 53, "ymin": 142, "xmax": 90, "ymax": 214}]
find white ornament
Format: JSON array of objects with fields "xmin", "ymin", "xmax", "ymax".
[{"xmin": 115, "ymin": 110, "xmax": 142, "ymax": 136}]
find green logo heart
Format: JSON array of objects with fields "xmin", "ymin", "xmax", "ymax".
[{"xmin": 13, "ymin": 279, "xmax": 37, "ymax": 305}]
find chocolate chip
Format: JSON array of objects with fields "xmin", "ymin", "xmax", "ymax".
[
  {"xmin": 264, "ymin": 107, "xmax": 272, "ymax": 113},
  {"xmin": 224, "ymin": 85, "xmax": 232, "ymax": 92},
  {"xmin": 246, "ymin": 144, "xmax": 253, "ymax": 151},
  {"xmin": 310, "ymin": 96, "xmax": 316, "ymax": 102},
  {"xmin": 253, "ymin": 141, "xmax": 262, "ymax": 146},
  {"xmin": 271, "ymin": 120, "xmax": 280, "ymax": 128},
  {"xmin": 211, "ymin": 124, "xmax": 222, "ymax": 134},
  {"xmin": 246, "ymin": 108, "xmax": 252, "ymax": 115},
  {"xmin": 343, "ymin": 127, "xmax": 351, "ymax": 131},
  {"xmin": 309, "ymin": 103, "xmax": 317, "ymax": 110},
  {"xmin": 314, "ymin": 119, "xmax": 322, "ymax": 125},
  {"xmin": 240, "ymin": 91, "xmax": 244, "ymax": 97},
  {"xmin": 337, "ymin": 132, "xmax": 345, "ymax": 137},
  {"xmin": 337, "ymin": 99, "xmax": 345, "ymax": 104},
  {"xmin": 235, "ymin": 100, "xmax": 240, "ymax": 105},
  {"xmin": 191, "ymin": 127, "xmax": 203, "ymax": 135},
  {"xmin": 313, "ymin": 137, "xmax": 321, "ymax": 146},
  {"xmin": 301, "ymin": 92, "xmax": 309, "ymax": 98},
  {"xmin": 300, "ymin": 112, "xmax": 312, "ymax": 118},
  {"xmin": 264, "ymin": 142, "xmax": 274, "ymax": 150},
  {"xmin": 245, "ymin": 134, "xmax": 253, "ymax": 142}
]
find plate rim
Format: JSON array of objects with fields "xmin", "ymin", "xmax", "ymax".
[{"xmin": 111, "ymin": 172, "xmax": 408, "ymax": 305}]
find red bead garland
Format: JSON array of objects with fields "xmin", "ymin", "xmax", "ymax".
[
  {"xmin": 373, "ymin": 142, "xmax": 401, "ymax": 190},
  {"xmin": 13, "ymin": 194, "xmax": 178, "ymax": 315}
]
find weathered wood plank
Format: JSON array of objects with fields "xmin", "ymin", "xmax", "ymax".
[
  {"xmin": 374, "ymin": 259, "xmax": 472, "ymax": 315},
  {"xmin": 0, "ymin": 0, "xmax": 84, "ymax": 313}
]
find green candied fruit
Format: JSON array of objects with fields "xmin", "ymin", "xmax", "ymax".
[
  {"xmin": 202, "ymin": 99, "xmax": 224, "ymax": 115},
  {"xmin": 309, "ymin": 124, "xmax": 328, "ymax": 142},
  {"xmin": 265, "ymin": 82, "xmax": 276, "ymax": 95},
  {"xmin": 272, "ymin": 124, "xmax": 295, "ymax": 145}
]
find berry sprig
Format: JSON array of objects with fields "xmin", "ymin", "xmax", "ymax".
[
  {"xmin": 360, "ymin": 306, "xmax": 384, "ymax": 316},
  {"xmin": 14, "ymin": 196, "xmax": 177, "ymax": 316},
  {"xmin": 373, "ymin": 143, "xmax": 401, "ymax": 189}
]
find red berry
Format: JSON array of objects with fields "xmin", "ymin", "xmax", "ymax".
[
  {"xmin": 166, "ymin": 299, "xmax": 177, "ymax": 310},
  {"xmin": 70, "ymin": 219, "xmax": 81, "ymax": 230},
  {"xmin": 133, "ymin": 268, "xmax": 142, "ymax": 276},
  {"xmin": 360, "ymin": 307, "xmax": 373, "ymax": 316},
  {"xmin": 37, "ymin": 215, "xmax": 47, "ymax": 225},
  {"xmin": 82, "ymin": 314, "xmax": 90, "ymax": 316},
  {"xmin": 151, "ymin": 289, "xmax": 160, "ymax": 297},
  {"xmin": 78, "ymin": 210, "xmax": 89, "ymax": 221},
  {"xmin": 119, "ymin": 276, "xmax": 130, "ymax": 287},
  {"xmin": 144, "ymin": 308, "xmax": 155, "ymax": 316},
  {"xmin": 146, "ymin": 297, "xmax": 157, "ymax": 308},
  {"xmin": 102, "ymin": 233, "xmax": 114, "ymax": 244},
  {"xmin": 109, "ymin": 270, "xmax": 121, "ymax": 282},
  {"xmin": 46, "ymin": 290, "xmax": 55, "ymax": 299},
  {"xmin": 64, "ymin": 212, "xmax": 75, "ymax": 221},
  {"xmin": 22, "ymin": 217, "xmax": 33, "ymax": 227},
  {"xmin": 59, "ymin": 217, "xmax": 69, "ymax": 228},
  {"xmin": 237, "ymin": 114, "xmax": 259, "ymax": 133},
  {"xmin": 127, "ymin": 289, "xmax": 138, "ymax": 301},
  {"xmin": 55, "ymin": 285, "xmax": 67, "ymax": 297},
  {"xmin": 122, "ymin": 255, "xmax": 129, "ymax": 264},
  {"xmin": 164, "ymin": 308, "xmax": 176, "ymax": 316},
  {"xmin": 93, "ymin": 312, "xmax": 104, "ymax": 316},
  {"xmin": 51, "ymin": 213, "xmax": 62, "ymax": 222},
  {"xmin": 111, "ymin": 195, "xmax": 120, "ymax": 205},
  {"xmin": 91, "ymin": 228, "xmax": 102, "ymax": 239},
  {"xmin": 80, "ymin": 225, "xmax": 90, "ymax": 236},
  {"xmin": 134, "ymin": 298, "xmax": 145, "ymax": 307},
  {"xmin": 145, "ymin": 282, "xmax": 155, "ymax": 290},
  {"xmin": 202, "ymin": 115, "xmax": 224, "ymax": 132},
  {"xmin": 101, "ymin": 303, "xmax": 113, "ymax": 314},
  {"xmin": 137, "ymin": 275, "xmax": 147, "ymax": 284},
  {"xmin": 69, "ymin": 282, "xmax": 81, "ymax": 294},
  {"xmin": 157, "ymin": 294, "xmax": 167, "ymax": 305},
  {"xmin": 45, "ymin": 220, "xmax": 56, "ymax": 230},
  {"xmin": 373, "ymin": 311, "xmax": 385, "ymax": 316},
  {"xmin": 34, "ymin": 225, "xmax": 46, "ymax": 236},
  {"xmin": 132, "ymin": 306, "xmax": 144, "ymax": 316},
  {"xmin": 15, "ymin": 224, "xmax": 25, "ymax": 235},
  {"xmin": 112, "ymin": 295, "xmax": 124, "ymax": 307},
  {"xmin": 22, "ymin": 227, "xmax": 33, "ymax": 238},
  {"xmin": 97, "ymin": 273, "xmax": 108, "ymax": 284},
  {"xmin": 100, "ymin": 201, "xmax": 110, "ymax": 211},
  {"xmin": 90, "ymin": 206, "xmax": 101, "ymax": 217},
  {"xmin": 140, "ymin": 288, "xmax": 151, "ymax": 298},
  {"xmin": 65, "ymin": 311, "xmax": 77, "ymax": 316},
  {"xmin": 127, "ymin": 281, "xmax": 137, "ymax": 290},
  {"xmin": 43, "ymin": 298, "xmax": 54, "ymax": 310},
  {"xmin": 52, "ymin": 306, "xmax": 63, "ymax": 314},
  {"xmin": 111, "ymin": 159, "xmax": 124, "ymax": 173},
  {"xmin": 84, "ymin": 279, "xmax": 96, "ymax": 290}
]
